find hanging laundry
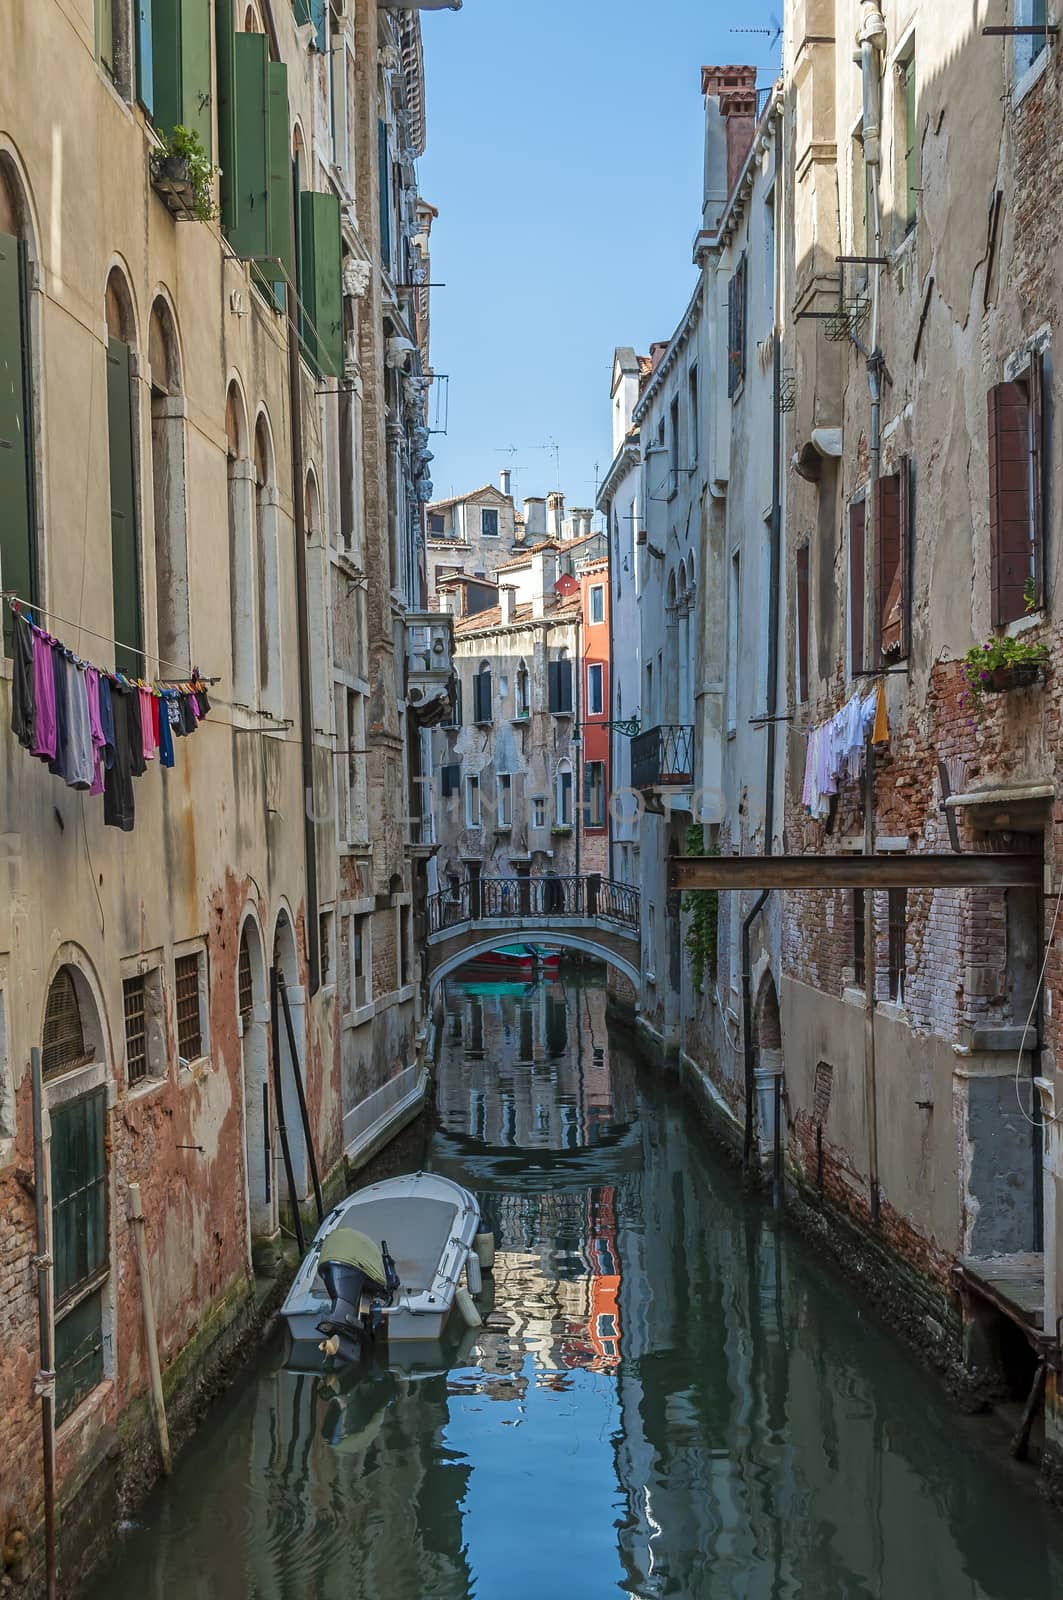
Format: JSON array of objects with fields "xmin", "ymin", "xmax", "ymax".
[
  {"xmin": 104, "ymin": 684, "xmax": 137, "ymax": 832},
  {"xmin": 138, "ymin": 688, "xmax": 156, "ymax": 762},
  {"xmin": 158, "ymin": 692, "xmax": 175, "ymax": 769},
  {"xmin": 30, "ymin": 629, "xmax": 57, "ymax": 762},
  {"xmin": 872, "ymin": 679, "xmax": 889, "ymax": 745},
  {"xmin": 10, "ymin": 609, "xmax": 35, "ymax": 749}
]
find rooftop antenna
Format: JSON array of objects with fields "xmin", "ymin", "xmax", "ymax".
[{"xmin": 731, "ymin": 16, "xmax": 782, "ymax": 48}]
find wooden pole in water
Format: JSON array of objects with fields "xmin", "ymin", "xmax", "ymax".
[
  {"xmin": 271, "ymin": 966, "xmax": 305, "ymax": 1255},
  {"xmin": 30, "ymin": 1047, "xmax": 58, "ymax": 1600},
  {"xmin": 129, "ymin": 1182, "xmax": 172, "ymax": 1475}
]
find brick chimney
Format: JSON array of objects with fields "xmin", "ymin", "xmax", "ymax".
[{"xmin": 701, "ymin": 65, "xmax": 758, "ymax": 198}]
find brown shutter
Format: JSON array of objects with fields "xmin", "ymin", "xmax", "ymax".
[
  {"xmin": 1030, "ymin": 351, "xmax": 1045, "ymax": 610},
  {"xmin": 874, "ymin": 472, "xmax": 902, "ymax": 657},
  {"xmin": 988, "ymin": 380, "xmax": 1032, "ymax": 626},
  {"xmin": 898, "ymin": 454, "xmax": 911, "ymax": 657},
  {"xmin": 848, "ymin": 499, "xmax": 865, "ymax": 675},
  {"xmin": 796, "ymin": 543, "xmax": 809, "ymax": 702}
]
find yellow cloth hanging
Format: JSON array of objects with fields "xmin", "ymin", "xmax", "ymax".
[{"xmin": 872, "ymin": 679, "xmax": 889, "ymax": 745}]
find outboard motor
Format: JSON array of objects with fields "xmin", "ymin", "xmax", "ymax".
[{"xmin": 316, "ymin": 1226, "xmax": 395, "ymax": 1364}]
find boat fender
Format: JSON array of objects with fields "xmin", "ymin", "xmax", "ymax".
[
  {"xmin": 474, "ymin": 1232, "xmax": 496, "ymax": 1273},
  {"xmin": 455, "ymin": 1285, "xmax": 481, "ymax": 1329},
  {"xmin": 466, "ymin": 1250, "xmax": 483, "ymax": 1297}
]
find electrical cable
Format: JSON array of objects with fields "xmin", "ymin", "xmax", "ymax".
[{"xmin": 1013, "ymin": 870, "xmax": 1063, "ymax": 1128}]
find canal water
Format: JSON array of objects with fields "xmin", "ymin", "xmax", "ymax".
[{"xmin": 87, "ymin": 970, "xmax": 1063, "ymax": 1599}]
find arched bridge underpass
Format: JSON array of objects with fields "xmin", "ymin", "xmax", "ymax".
[{"xmin": 425, "ymin": 875, "xmax": 641, "ymax": 991}]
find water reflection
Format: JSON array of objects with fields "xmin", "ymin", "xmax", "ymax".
[{"xmin": 86, "ymin": 972, "xmax": 1063, "ymax": 1600}]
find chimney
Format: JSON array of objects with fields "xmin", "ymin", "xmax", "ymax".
[
  {"xmin": 570, "ymin": 508, "xmax": 593, "ymax": 540},
  {"xmin": 499, "ymin": 585, "xmax": 516, "ymax": 625},
  {"xmin": 523, "ymin": 496, "xmax": 547, "ymax": 538},
  {"xmin": 547, "ymin": 490, "xmax": 565, "ymax": 541},
  {"xmin": 500, "ymin": 468, "xmax": 512, "ymax": 497},
  {"xmin": 531, "ymin": 546, "xmax": 558, "ymax": 619},
  {"xmin": 701, "ymin": 65, "xmax": 758, "ymax": 201}
]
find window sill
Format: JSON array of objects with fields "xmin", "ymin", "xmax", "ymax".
[
  {"xmin": 843, "ymin": 985, "xmax": 866, "ymax": 1007},
  {"xmin": 348, "ymin": 999, "xmax": 376, "ymax": 1028},
  {"xmin": 127, "ymin": 1073, "xmax": 169, "ymax": 1101},
  {"xmin": 1006, "ymin": 612, "xmax": 1044, "ymax": 639},
  {"xmin": 179, "ymin": 1054, "xmax": 211, "ymax": 1083},
  {"xmin": 877, "ymin": 999, "xmax": 907, "ymax": 1024},
  {"xmin": 473, "ymin": 719, "xmax": 492, "ymax": 728},
  {"xmin": 551, "ymin": 709, "xmax": 574, "ymax": 720}
]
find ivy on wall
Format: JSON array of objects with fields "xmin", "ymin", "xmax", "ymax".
[{"xmin": 681, "ymin": 822, "xmax": 718, "ymax": 993}]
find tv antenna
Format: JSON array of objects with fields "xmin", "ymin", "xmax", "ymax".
[{"xmin": 731, "ymin": 16, "xmax": 781, "ymax": 48}]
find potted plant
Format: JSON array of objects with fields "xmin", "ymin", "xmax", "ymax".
[
  {"xmin": 151, "ymin": 126, "xmax": 219, "ymax": 222},
  {"xmin": 961, "ymin": 634, "xmax": 1049, "ymax": 704},
  {"xmin": 550, "ymin": 825, "xmax": 572, "ymax": 838}
]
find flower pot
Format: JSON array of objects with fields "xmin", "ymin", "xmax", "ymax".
[
  {"xmin": 152, "ymin": 155, "xmax": 198, "ymax": 219},
  {"xmin": 985, "ymin": 663, "xmax": 1042, "ymax": 693}
]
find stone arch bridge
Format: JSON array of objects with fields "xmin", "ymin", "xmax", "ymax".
[{"xmin": 425, "ymin": 875, "xmax": 640, "ymax": 991}]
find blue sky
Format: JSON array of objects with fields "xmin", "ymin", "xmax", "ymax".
[{"xmin": 417, "ymin": 0, "xmax": 781, "ymax": 516}]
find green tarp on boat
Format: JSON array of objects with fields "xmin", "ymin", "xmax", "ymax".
[{"xmin": 318, "ymin": 1227, "xmax": 386, "ymax": 1286}]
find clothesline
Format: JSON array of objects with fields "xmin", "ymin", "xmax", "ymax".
[
  {"xmin": 2, "ymin": 591, "xmax": 219, "ymax": 687},
  {"xmin": 801, "ymin": 682, "xmax": 890, "ymax": 822}
]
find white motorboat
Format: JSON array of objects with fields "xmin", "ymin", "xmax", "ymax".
[{"xmin": 280, "ymin": 1171, "xmax": 482, "ymax": 1362}]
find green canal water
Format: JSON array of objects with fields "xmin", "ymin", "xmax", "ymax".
[{"xmin": 87, "ymin": 973, "xmax": 1063, "ymax": 1599}]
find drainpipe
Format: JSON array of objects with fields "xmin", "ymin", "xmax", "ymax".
[
  {"xmin": 741, "ymin": 104, "xmax": 785, "ymax": 1176},
  {"xmin": 860, "ymin": 0, "xmax": 886, "ymax": 1225}
]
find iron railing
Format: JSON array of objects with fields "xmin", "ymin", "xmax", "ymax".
[
  {"xmin": 427, "ymin": 874, "xmax": 640, "ymax": 936},
  {"xmin": 630, "ymin": 724, "xmax": 694, "ymax": 789}
]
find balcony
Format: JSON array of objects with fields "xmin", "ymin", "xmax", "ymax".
[
  {"xmin": 631, "ymin": 725, "xmax": 694, "ymax": 791},
  {"xmin": 406, "ymin": 612, "xmax": 455, "ymax": 725}
]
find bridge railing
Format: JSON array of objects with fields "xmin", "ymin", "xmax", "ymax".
[{"xmin": 427, "ymin": 875, "xmax": 640, "ymax": 936}]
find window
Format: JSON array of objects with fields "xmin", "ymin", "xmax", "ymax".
[
  {"xmin": 0, "ymin": 177, "xmax": 39, "ymax": 655},
  {"xmin": 429, "ymin": 511, "xmax": 445, "ymax": 535},
  {"xmin": 555, "ymin": 761, "xmax": 573, "ymax": 828},
  {"xmin": 473, "ymin": 661, "xmax": 492, "ymax": 723},
  {"xmin": 988, "ymin": 354, "xmax": 1045, "ymax": 622},
  {"xmin": 795, "ymin": 543, "xmax": 810, "ymax": 703},
  {"xmin": 764, "ymin": 191, "xmax": 776, "ymax": 322},
  {"xmin": 481, "ymin": 507, "xmax": 499, "ymax": 537},
  {"xmin": 532, "ymin": 795, "xmax": 546, "ymax": 829},
  {"xmin": 515, "ymin": 658, "xmax": 530, "ymax": 718},
  {"xmin": 587, "ymin": 662, "xmax": 604, "ymax": 716},
  {"xmin": 853, "ymin": 889, "xmax": 866, "ymax": 989},
  {"xmin": 238, "ymin": 929, "xmax": 255, "ymax": 1019},
  {"xmin": 585, "ymin": 761, "xmax": 605, "ymax": 828},
  {"xmin": 148, "ymin": 299, "xmax": 189, "ymax": 670},
  {"xmin": 353, "ymin": 914, "xmax": 371, "ymax": 1008},
  {"xmin": 848, "ymin": 498, "xmax": 866, "ymax": 676},
  {"xmin": 669, "ymin": 395, "xmax": 680, "ymax": 493},
  {"xmin": 466, "ymin": 773, "xmax": 481, "ymax": 828},
  {"xmin": 887, "ymin": 889, "xmax": 907, "ymax": 1002},
  {"xmin": 497, "ymin": 773, "xmax": 512, "ymax": 828},
  {"xmin": 441, "ymin": 762, "xmax": 460, "ymax": 799},
  {"xmin": 174, "ymin": 950, "xmax": 205, "ymax": 1063},
  {"xmin": 682, "ymin": 372, "xmax": 697, "ymax": 476},
  {"xmin": 645, "ymin": 660, "xmax": 653, "ymax": 726},
  {"xmin": 42, "ymin": 970, "xmax": 92, "ymax": 1080},
  {"xmin": 51, "ymin": 1087, "xmax": 108, "ymax": 1422},
  {"xmin": 95, "ymin": 0, "xmax": 120, "ymax": 84},
  {"xmin": 345, "ymin": 689, "xmax": 368, "ymax": 844},
  {"xmin": 319, "ymin": 909, "xmax": 335, "ymax": 989},
  {"xmin": 898, "ymin": 48, "xmax": 917, "ymax": 235},
  {"xmin": 589, "ymin": 584, "xmax": 605, "ymax": 625},
  {"xmin": 122, "ymin": 967, "xmax": 165, "ymax": 1086},
  {"xmin": 106, "ymin": 278, "xmax": 143, "ymax": 677},
  {"xmin": 397, "ymin": 905, "xmax": 411, "ymax": 987},
  {"xmin": 727, "ymin": 254, "xmax": 748, "ymax": 398},
  {"xmin": 873, "ymin": 459, "xmax": 910, "ymax": 659},
  {"xmin": 1015, "ymin": 0, "xmax": 1049, "ymax": 82},
  {"xmin": 549, "ymin": 650, "xmax": 573, "ymax": 714},
  {"xmin": 727, "ymin": 550, "xmax": 740, "ymax": 734},
  {"xmin": 254, "ymin": 415, "xmax": 281, "ymax": 707}
]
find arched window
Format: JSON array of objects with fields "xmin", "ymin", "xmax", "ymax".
[
  {"xmin": 105, "ymin": 267, "xmax": 143, "ymax": 675},
  {"xmin": 0, "ymin": 157, "xmax": 41, "ymax": 653},
  {"xmin": 148, "ymin": 296, "xmax": 189, "ymax": 671},
  {"xmin": 554, "ymin": 758, "xmax": 573, "ymax": 829},
  {"xmin": 226, "ymin": 381, "xmax": 256, "ymax": 704},
  {"xmin": 254, "ymin": 412, "xmax": 281, "ymax": 710},
  {"xmin": 473, "ymin": 658, "xmax": 492, "ymax": 724},
  {"xmin": 43, "ymin": 968, "xmax": 91, "ymax": 1078},
  {"xmin": 515, "ymin": 657, "xmax": 530, "ymax": 719}
]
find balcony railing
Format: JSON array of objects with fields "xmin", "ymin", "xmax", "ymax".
[
  {"xmin": 428, "ymin": 875, "xmax": 640, "ymax": 936},
  {"xmin": 630, "ymin": 724, "xmax": 694, "ymax": 789}
]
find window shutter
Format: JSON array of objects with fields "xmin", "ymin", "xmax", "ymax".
[
  {"xmin": 106, "ymin": 337, "xmax": 143, "ymax": 675},
  {"xmin": 548, "ymin": 660, "xmax": 561, "ymax": 713},
  {"xmin": 898, "ymin": 454, "xmax": 911, "ymax": 657},
  {"xmin": 848, "ymin": 498, "xmax": 865, "ymax": 674},
  {"xmin": 727, "ymin": 275, "xmax": 736, "ymax": 398},
  {"xmin": 181, "ymin": 0, "xmax": 214, "ymax": 150},
  {"xmin": 874, "ymin": 471, "xmax": 902, "ymax": 657},
  {"xmin": 796, "ymin": 544, "xmax": 809, "ymax": 702},
  {"xmin": 560, "ymin": 658, "xmax": 573, "ymax": 712},
  {"xmin": 988, "ymin": 380, "xmax": 1032, "ymax": 626},
  {"xmin": 153, "ymin": 0, "xmax": 182, "ymax": 134},
  {"xmin": 737, "ymin": 256, "xmax": 747, "ymax": 384},
  {"xmin": 312, "ymin": 0, "xmax": 328, "ymax": 51},
  {"xmin": 215, "ymin": 0, "xmax": 238, "ymax": 229},
  {"xmin": 378, "ymin": 119, "xmax": 391, "ymax": 268},
  {"xmin": 441, "ymin": 763, "xmax": 459, "ymax": 799},
  {"xmin": 0, "ymin": 231, "xmax": 36, "ymax": 652},
  {"xmin": 153, "ymin": 0, "xmax": 212, "ymax": 148},
  {"xmin": 229, "ymin": 33, "xmax": 270, "ymax": 262},
  {"xmin": 135, "ymin": 0, "xmax": 154, "ymax": 115},
  {"xmin": 267, "ymin": 62, "xmax": 293, "ymax": 286},
  {"xmin": 299, "ymin": 191, "xmax": 342, "ymax": 377},
  {"xmin": 1030, "ymin": 350, "xmax": 1045, "ymax": 610}
]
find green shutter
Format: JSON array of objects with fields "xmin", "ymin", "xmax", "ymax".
[
  {"xmin": 96, "ymin": 0, "xmax": 115, "ymax": 77},
  {"xmin": 229, "ymin": 32, "xmax": 270, "ymax": 261},
  {"xmin": 267, "ymin": 61, "xmax": 293, "ymax": 285},
  {"xmin": 299, "ymin": 191, "xmax": 342, "ymax": 377},
  {"xmin": 153, "ymin": 0, "xmax": 212, "ymax": 147},
  {"xmin": 106, "ymin": 338, "xmax": 143, "ymax": 675},
  {"xmin": 215, "ymin": 0, "xmax": 238, "ymax": 229},
  {"xmin": 51, "ymin": 1089, "xmax": 108, "ymax": 1304},
  {"xmin": 0, "ymin": 232, "xmax": 36, "ymax": 654},
  {"xmin": 135, "ymin": 0, "xmax": 154, "ymax": 114}
]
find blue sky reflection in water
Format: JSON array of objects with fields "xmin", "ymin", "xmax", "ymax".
[{"xmin": 86, "ymin": 975, "xmax": 1063, "ymax": 1599}]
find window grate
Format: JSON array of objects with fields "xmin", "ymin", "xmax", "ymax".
[
  {"xmin": 175, "ymin": 954, "xmax": 202, "ymax": 1062},
  {"xmin": 123, "ymin": 975, "xmax": 148, "ymax": 1084},
  {"xmin": 853, "ymin": 889, "xmax": 866, "ymax": 990},
  {"xmin": 43, "ymin": 969, "xmax": 91, "ymax": 1080},
  {"xmin": 238, "ymin": 937, "xmax": 254, "ymax": 1019}
]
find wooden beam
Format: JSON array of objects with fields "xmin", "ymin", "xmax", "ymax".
[{"xmin": 669, "ymin": 854, "xmax": 1043, "ymax": 891}]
